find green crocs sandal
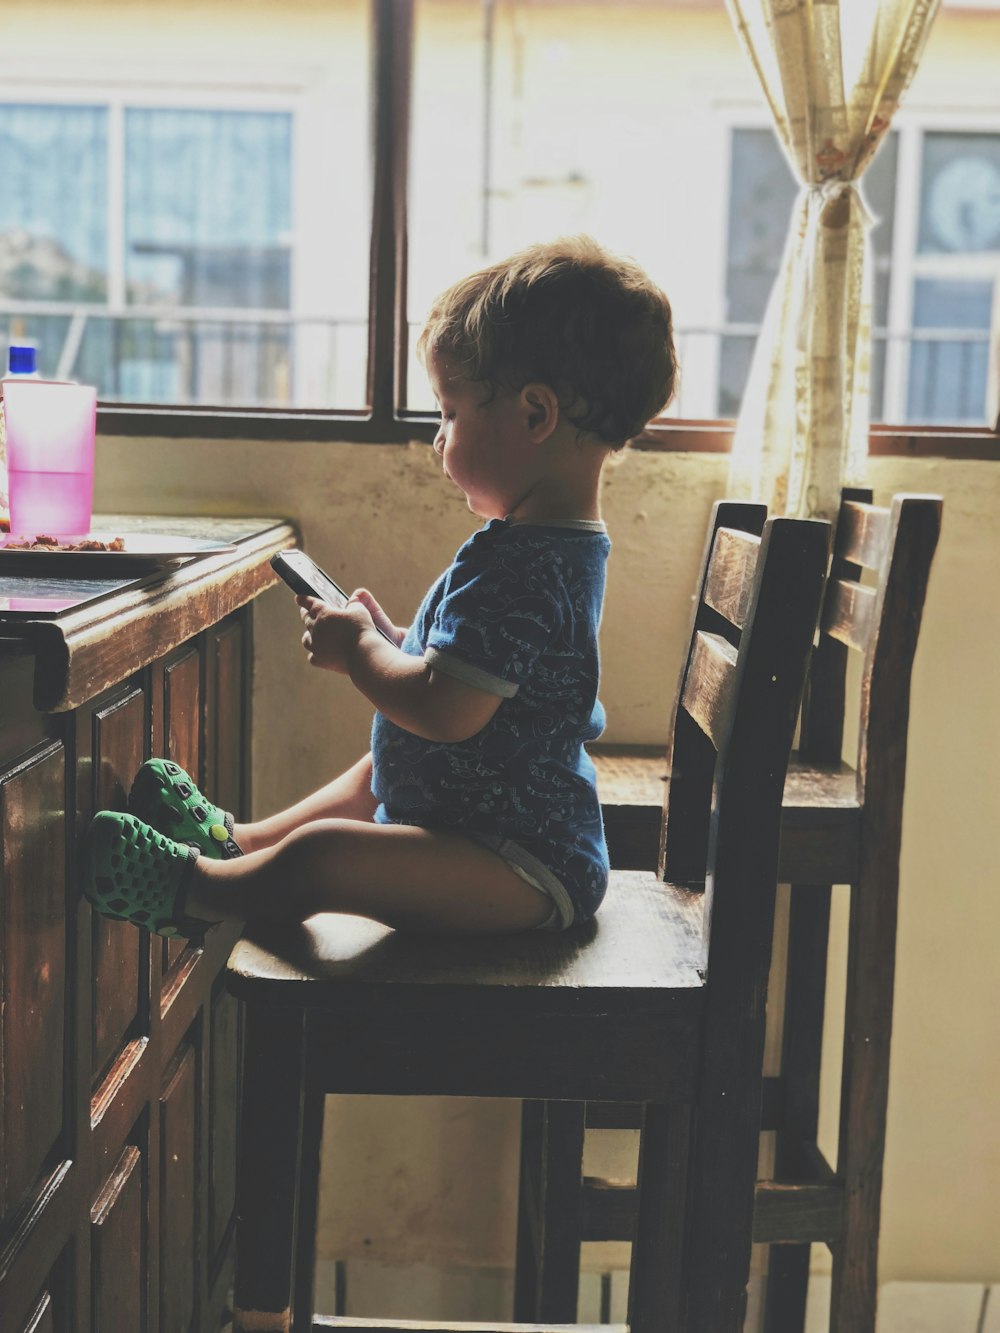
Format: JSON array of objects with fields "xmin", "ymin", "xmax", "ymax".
[
  {"xmin": 129, "ymin": 759, "xmax": 242, "ymax": 860},
  {"xmin": 83, "ymin": 810, "xmax": 213, "ymax": 940}
]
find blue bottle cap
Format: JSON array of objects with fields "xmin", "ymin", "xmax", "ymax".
[{"xmin": 7, "ymin": 345, "xmax": 37, "ymax": 375}]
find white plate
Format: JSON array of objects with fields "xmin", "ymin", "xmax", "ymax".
[{"xmin": 0, "ymin": 531, "xmax": 238, "ymax": 564}]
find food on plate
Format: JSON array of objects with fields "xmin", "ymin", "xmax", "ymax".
[{"xmin": 3, "ymin": 534, "xmax": 127, "ymax": 552}]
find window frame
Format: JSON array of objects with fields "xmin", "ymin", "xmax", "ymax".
[{"xmin": 40, "ymin": 0, "xmax": 995, "ymax": 453}]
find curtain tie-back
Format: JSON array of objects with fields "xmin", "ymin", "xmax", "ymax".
[{"xmin": 803, "ymin": 177, "xmax": 874, "ymax": 233}]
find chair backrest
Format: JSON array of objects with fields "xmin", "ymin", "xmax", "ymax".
[
  {"xmin": 661, "ymin": 515, "xmax": 829, "ymax": 960},
  {"xmin": 802, "ymin": 489, "xmax": 942, "ymax": 791},
  {"xmin": 659, "ymin": 489, "xmax": 942, "ymax": 880},
  {"xmin": 657, "ymin": 500, "xmax": 765, "ymax": 887},
  {"xmin": 650, "ymin": 514, "xmax": 828, "ymax": 1327}
]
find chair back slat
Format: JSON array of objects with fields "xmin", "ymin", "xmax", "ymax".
[
  {"xmin": 661, "ymin": 516, "xmax": 829, "ymax": 886},
  {"xmin": 834, "ymin": 499, "xmax": 890, "ymax": 570},
  {"xmin": 680, "ymin": 632, "xmax": 738, "ymax": 749},
  {"xmin": 822, "ymin": 578, "xmax": 877, "ymax": 652},
  {"xmin": 659, "ymin": 502, "xmax": 767, "ymax": 882},
  {"xmin": 702, "ymin": 528, "xmax": 761, "ymax": 630}
]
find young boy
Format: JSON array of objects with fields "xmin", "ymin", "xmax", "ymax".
[{"xmin": 83, "ymin": 236, "xmax": 676, "ymax": 939}]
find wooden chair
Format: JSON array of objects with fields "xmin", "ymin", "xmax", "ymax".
[
  {"xmin": 514, "ymin": 491, "xmax": 943, "ymax": 1333},
  {"xmin": 225, "ymin": 514, "xmax": 829, "ymax": 1333}
]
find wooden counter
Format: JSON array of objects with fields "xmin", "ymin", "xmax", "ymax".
[{"xmin": 0, "ymin": 516, "xmax": 296, "ymax": 1333}]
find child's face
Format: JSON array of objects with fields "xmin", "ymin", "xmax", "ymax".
[{"xmin": 427, "ymin": 350, "xmax": 532, "ymax": 520}]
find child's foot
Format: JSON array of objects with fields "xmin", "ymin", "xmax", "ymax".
[
  {"xmin": 82, "ymin": 810, "xmax": 219, "ymax": 940},
  {"xmin": 129, "ymin": 759, "xmax": 243, "ymax": 860}
]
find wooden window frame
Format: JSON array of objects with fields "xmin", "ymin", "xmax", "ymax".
[{"xmin": 94, "ymin": 0, "xmax": 999, "ymax": 459}]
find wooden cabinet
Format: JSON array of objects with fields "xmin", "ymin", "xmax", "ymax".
[{"xmin": 0, "ymin": 519, "xmax": 295, "ymax": 1333}]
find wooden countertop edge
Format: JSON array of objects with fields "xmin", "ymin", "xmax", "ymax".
[{"xmin": 28, "ymin": 520, "xmax": 299, "ymax": 712}]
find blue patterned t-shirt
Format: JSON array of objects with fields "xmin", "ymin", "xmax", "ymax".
[{"xmin": 370, "ymin": 518, "xmax": 611, "ymax": 926}]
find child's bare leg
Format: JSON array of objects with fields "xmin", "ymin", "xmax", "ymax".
[
  {"xmin": 235, "ymin": 753, "xmax": 377, "ymax": 853},
  {"xmin": 186, "ymin": 819, "xmax": 552, "ymax": 935}
]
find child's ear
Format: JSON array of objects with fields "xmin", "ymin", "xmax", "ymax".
[{"xmin": 520, "ymin": 383, "xmax": 559, "ymax": 442}]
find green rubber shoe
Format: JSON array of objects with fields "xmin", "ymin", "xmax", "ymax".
[
  {"xmin": 82, "ymin": 810, "xmax": 212, "ymax": 940},
  {"xmin": 129, "ymin": 759, "xmax": 242, "ymax": 860}
]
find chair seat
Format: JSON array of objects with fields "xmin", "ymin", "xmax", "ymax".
[
  {"xmin": 593, "ymin": 746, "xmax": 861, "ymax": 882},
  {"xmin": 226, "ymin": 870, "xmax": 706, "ymax": 1102}
]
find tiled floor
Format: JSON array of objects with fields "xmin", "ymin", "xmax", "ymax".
[
  {"xmin": 311, "ymin": 1261, "xmax": 1000, "ymax": 1330},
  {"xmin": 804, "ymin": 1279, "xmax": 996, "ymax": 1333}
]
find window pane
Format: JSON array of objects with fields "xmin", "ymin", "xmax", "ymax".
[
  {"xmin": 0, "ymin": 103, "xmax": 108, "ymax": 303},
  {"xmin": 125, "ymin": 109, "xmax": 293, "ymax": 309},
  {"xmin": 720, "ymin": 128, "xmax": 897, "ymax": 418},
  {"xmin": 862, "ymin": 130, "xmax": 899, "ymax": 420},
  {"xmin": 123, "ymin": 108, "xmax": 293, "ymax": 405},
  {"xmin": 0, "ymin": 104, "xmax": 108, "ymax": 381},
  {"xmin": 1, "ymin": 0, "xmax": 370, "ymax": 409},
  {"xmin": 917, "ymin": 132, "xmax": 1000, "ymax": 255},
  {"xmin": 908, "ymin": 277, "xmax": 993, "ymax": 422},
  {"xmin": 901, "ymin": 131, "xmax": 1000, "ymax": 424},
  {"xmin": 720, "ymin": 128, "xmax": 797, "ymax": 418}
]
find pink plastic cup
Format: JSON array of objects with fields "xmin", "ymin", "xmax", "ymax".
[{"xmin": 3, "ymin": 380, "xmax": 97, "ymax": 539}]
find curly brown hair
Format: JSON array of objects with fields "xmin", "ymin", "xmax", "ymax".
[{"xmin": 417, "ymin": 236, "xmax": 677, "ymax": 448}]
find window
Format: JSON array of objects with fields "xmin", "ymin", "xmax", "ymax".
[
  {"xmin": 1, "ymin": 0, "xmax": 997, "ymax": 447},
  {"xmin": 723, "ymin": 123, "xmax": 1000, "ymax": 427},
  {"xmin": 0, "ymin": 0, "xmax": 370, "ymax": 415},
  {"xmin": 907, "ymin": 131, "xmax": 1000, "ymax": 422},
  {"xmin": 723, "ymin": 126, "xmax": 899, "ymax": 421},
  {"xmin": 2, "ymin": 103, "xmax": 298, "ymax": 405}
]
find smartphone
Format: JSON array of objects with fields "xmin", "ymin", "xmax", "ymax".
[
  {"xmin": 271, "ymin": 549, "xmax": 351, "ymax": 607},
  {"xmin": 270, "ymin": 550, "xmax": 395, "ymax": 643}
]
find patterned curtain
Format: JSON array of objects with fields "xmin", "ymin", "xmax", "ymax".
[{"xmin": 724, "ymin": 0, "xmax": 941, "ymax": 518}]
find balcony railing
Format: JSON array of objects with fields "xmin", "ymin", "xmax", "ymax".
[{"xmin": 1, "ymin": 299, "xmax": 996, "ymax": 427}]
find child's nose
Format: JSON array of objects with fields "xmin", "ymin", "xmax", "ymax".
[{"xmin": 433, "ymin": 426, "xmax": 446, "ymax": 455}]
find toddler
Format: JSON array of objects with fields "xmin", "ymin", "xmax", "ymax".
[{"xmin": 83, "ymin": 236, "xmax": 676, "ymax": 939}]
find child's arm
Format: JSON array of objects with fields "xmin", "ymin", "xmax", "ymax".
[{"xmin": 297, "ymin": 594, "xmax": 502, "ymax": 744}]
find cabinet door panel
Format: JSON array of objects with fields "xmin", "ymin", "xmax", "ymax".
[
  {"xmin": 163, "ymin": 649, "xmax": 202, "ymax": 976},
  {"xmin": 91, "ymin": 1145, "xmax": 145, "ymax": 1333},
  {"xmin": 209, "ymin": 981, "xmax": 241, "ymax": 1266},
  {"xmin": 210, "ymin": 620, "xmax": 245, "ymax": 819},
  {"xmin": 160, "ymin": 1045, "xmax": 197, "ymax": 1333},
  {"xmin": 91, "ymin": 690, "xmax": 147, "ymax": 1079},
  {"xmin": 0, "ymin": 745, "xmax": 66, "ymax": 1219}
]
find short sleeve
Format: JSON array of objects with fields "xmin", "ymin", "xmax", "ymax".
[{"xmin": 424, "ymin": 529, "xmax": 566, "ymax": 697}]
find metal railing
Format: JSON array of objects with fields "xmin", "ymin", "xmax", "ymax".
[{"xmin": 1, "ymin": 300, "xmax": 995, "ymax": 427}]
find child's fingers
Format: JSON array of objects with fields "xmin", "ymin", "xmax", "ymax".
[{"xmin": 350, "ymin": 588, "xmax": 398, "ymax": 641}]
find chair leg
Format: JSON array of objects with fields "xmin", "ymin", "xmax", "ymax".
[
  {"xmin": 763, "ymin": 885, "xmax": 832, "ymax": 1333},
  {"xmin": 828, "ymin": 869, "xmax": 898, "ymax": 1333},
  {"xmin": 628, "ymin": 1103, "xmax": 691, "ymax": 1333},
  {"xmin": 764, "ymin": 1246, "xmax": 811, "ymax": 1333},
  {"xmin": 233, "ymin": 1003, "xmax": 308, "ymax": 1333},
  {"xmin": 293, "ymin": 1080, "xmax": 326, "ymax": 1330},
  {"xmin": 513, "ymin": 1100, "xmax": 544, "ymax": 1320},
  {"xmin": 829, "ymin": 1229, "xmax": 878, "ymax": 1333},
  {"xmin": 513, "ymin": 1099, "xmax": 585, "ymax": 1322}
]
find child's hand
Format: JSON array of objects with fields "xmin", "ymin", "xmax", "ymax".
[
  {"xmin": 297, "ymin": 594, "xmax": 384, "ymax": 672},
  {"xmin": 349, "ymin": 588, "xmax": 406, "ymax": 647}
]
